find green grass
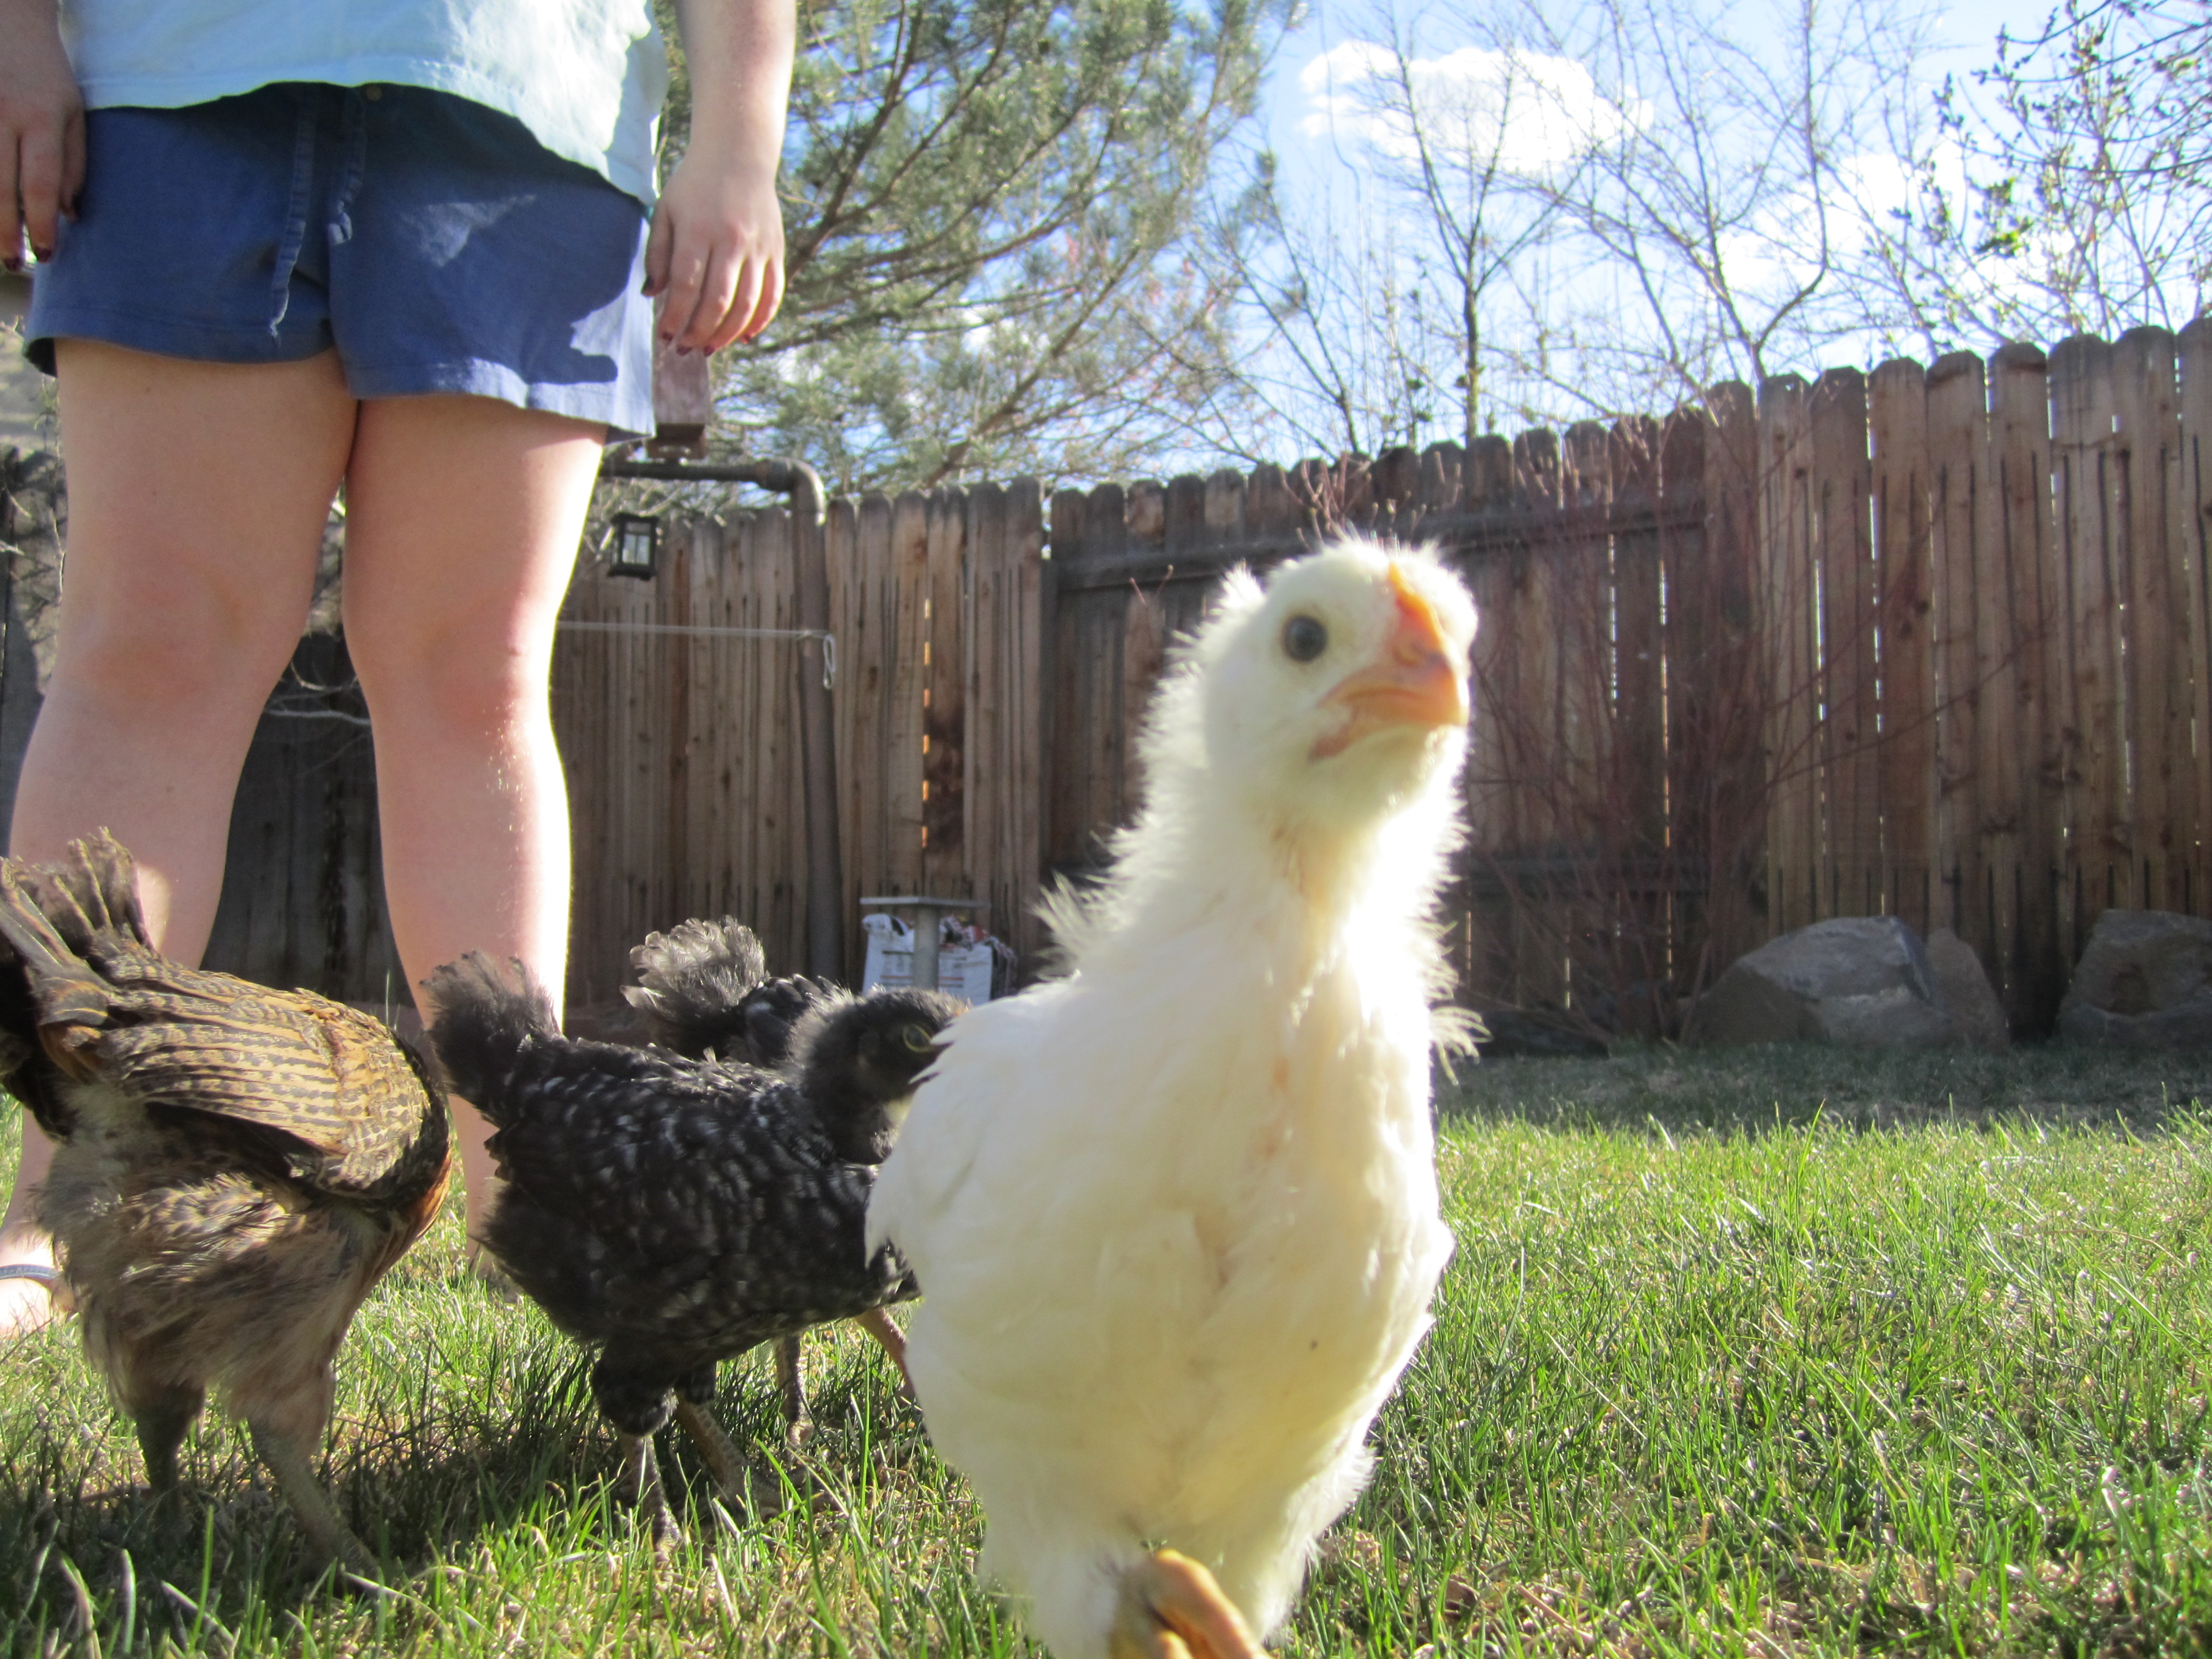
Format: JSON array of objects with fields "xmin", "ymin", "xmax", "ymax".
[{"xmin": 8, "ymin": 1043, "xmax": 2212, "ymax": 1655}]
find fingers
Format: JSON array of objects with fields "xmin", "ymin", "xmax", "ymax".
[
  {"xmin": 642, "ymin": 157, "xmax": 787, "ymax": 357},
  {"xmin": 0, "ymin": 20, "xmax": 86, "ymax": 271},
  {"xmin": 642, "ymin": 204, "xmax": 674, "ymax": 301},
  {"xmin": 1, "ymin": 135, "xmax": 19, "ymax": 271},
  {"xmin": 14, "ymin": 108, "xmax": 80, "ymax": 260},
  {"xmin": 737, "ymin": 254, "xmax": 785, "ymax": 345},
  {"xmin": 651, "ymin": 237, "xmax": 784, "ymax": 354}
]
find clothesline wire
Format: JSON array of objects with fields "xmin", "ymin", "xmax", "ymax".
[{"xmin": 555, "ymin": 620, "xmax": 837, "ymax": 688}]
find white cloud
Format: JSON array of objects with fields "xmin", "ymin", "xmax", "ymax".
[{"xmin": 1299, "ymin": 40, "xmax": 1646, "ymax": 177}]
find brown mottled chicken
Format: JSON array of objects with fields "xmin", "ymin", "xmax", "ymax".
[{"xmin": 0, "ymin": 832, "xmax": 451, "ymax": 1580}]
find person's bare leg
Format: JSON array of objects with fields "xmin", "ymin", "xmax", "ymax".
[
  {"xmin": 338, "ymin": 395, "xmax": 602, "ymax": 1241},
  {"xmin": 0, "ymin": 343, "xmax": 355, "ymax": 1336}
]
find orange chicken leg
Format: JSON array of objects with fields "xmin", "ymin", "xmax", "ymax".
[{"xmin": 1109, "ymin": 1550, "xmax": 1268, "ymax": 1659}]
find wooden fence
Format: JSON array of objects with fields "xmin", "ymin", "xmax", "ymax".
[
  {"xmin": 1029, "ymin": 323, "xmax": 2212, "ymax": 1035},
  {"xmin": 95, "ymin": 321, "xmax": 2206, "ymax": 1035},
  {"xmin": 551, "ymin": 482, "xmax": 1048, "ymax": 1006}
]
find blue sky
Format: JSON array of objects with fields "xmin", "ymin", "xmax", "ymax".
[
  {"xmin": 1264, "ymin": 0, "xmax": 2049, "ymax": 196},
  {"xmin": 1221, "ymin": 0, "xmax": 2078, "ymax": 449}
]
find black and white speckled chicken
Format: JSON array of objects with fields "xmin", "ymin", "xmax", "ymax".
[
  {"xmin": 424, "ymin": 950, "xmax": 957, "ymax": 1543},
  {"xmin": 0, "ymin": 832, "xmax": 450, "ymax": 1580},
  {"xmin": 622, "ymin": 918, "xmax": 912, "ymax": 1426}
]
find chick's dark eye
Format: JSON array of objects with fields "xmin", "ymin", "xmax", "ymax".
[
  {"xmin": 901, "ymin": 1024, "xmax": 935, "ymax": 1053},
  {"xmin": 1282, "ymin": 614, "xmax": 1328, "ymax": 662}
]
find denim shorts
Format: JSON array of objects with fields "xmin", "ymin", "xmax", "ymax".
[{"xmin": 25, "ymin": 83, "xmax": 655, "ymax": 436}]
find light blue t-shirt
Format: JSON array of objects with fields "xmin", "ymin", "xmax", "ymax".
[{"xmin": 58, "ymin": 1, "xmax": 670, "ymax": 204}]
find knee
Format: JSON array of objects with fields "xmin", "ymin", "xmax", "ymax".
[
  {"xmin": 47, "ymin": 607, "xmax": 296, "ymax": 726},
  {"xmin": 349, "ymin": 625, "xmax": 554, "ymax": 741}
]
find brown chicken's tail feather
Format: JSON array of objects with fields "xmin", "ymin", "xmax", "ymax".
[
  {"xmin": 29, "ymin": 831, "xmax": 151, "ymax": 952},
  {"xmin": 421, "ymin": 952, "xmax": 559, "ymax": 1126},
  {"xmin": 0, "ymin": 860, "xmax": 121, "ymax": 1048}
]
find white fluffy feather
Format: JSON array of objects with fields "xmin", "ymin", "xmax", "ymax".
[{"xmin": 868, "ymin": 537, "xmax": 1476, "ymax": 1657}]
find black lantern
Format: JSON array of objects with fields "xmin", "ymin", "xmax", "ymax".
[{"xmin": 609, "ymin": 512, "xmax": 660, "ymax": 579}]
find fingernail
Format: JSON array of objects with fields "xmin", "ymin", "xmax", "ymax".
[{"xmin": 30, "ymin": 246, "xmax": 51, "ymax": 263}]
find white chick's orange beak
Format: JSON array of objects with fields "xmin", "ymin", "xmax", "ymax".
[{"xmin": 1312, "ymin": 563, "xmax": 1470, "ymax": 759}]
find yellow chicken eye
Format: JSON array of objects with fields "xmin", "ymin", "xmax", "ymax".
[
  {"xmin": 901, "ymin": 1024, "xmax": 935, "ymax": 1052},
  {"xmin": 1282, "ymin": 614, "xmax": 1328, "ymax": 662}
]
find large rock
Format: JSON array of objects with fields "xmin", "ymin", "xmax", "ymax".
[
  {"xmin": 1927, "ymin": 927, "xmax": 2010, "ymax": 1049},
  {"xmin": 2059, "ymin": 909, "xmax": 2212, "ymax": 1049},
  {"xmin": 1685, "ymin": 917, "xmax": 1970, "ymax": 1048}
]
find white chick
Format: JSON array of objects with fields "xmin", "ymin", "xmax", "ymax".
[{"xmin": 868, "ymin": 538, "xmax": 1475, "ymax": 1659}]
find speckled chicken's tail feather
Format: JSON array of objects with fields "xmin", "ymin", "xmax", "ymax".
[
  {"xmin": 420, "ymin": 952, "xmax": 559, "ymax": 1126},
  {"xmin": 622, "ymin": 917, "xmax": 768, "ymax": 1058}
]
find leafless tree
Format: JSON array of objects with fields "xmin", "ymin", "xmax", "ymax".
[
  {"xmin": 1865, "ymin": 0, "xmax": 2210, "ymax": 345},
  {"xmin": 1224, "ymin": 0, "xmax": 1944, "ymax": 439}
]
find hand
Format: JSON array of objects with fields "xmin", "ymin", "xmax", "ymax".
[
  {"xmin": 644, "ymin": 151, "xmax": 785, "ymax": 355},
  {"xmin": 0, "ymin": 0, "xmax": 84, "ymax": 270}
]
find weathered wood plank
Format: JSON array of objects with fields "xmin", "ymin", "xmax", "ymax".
[
  {"xmin": 1989, "ymin": 342, "xmax": 2061, "ymax": 1027},
  {"xmin": 2051, "ymin": 333, "xmax": 2127, "ymax": 947},
  {"xmin": 2181, "ymin": 318, "xmax": 2212, "ymax": 922},
  {"xmin": 963, "ymin": 485, "xmax": 1003, "ymax": 966},
  {"xmin": 1926, "ymin": 352, "xmax": 1986, "ymax": 948},
  {"xmin": 922, "ymin": 487, "xmax": 969, "ymax": 898},
  {"xmin": 1508, "ymin": 427, "xmax": 1567, "ymax": 1005},
  {"xmin": 781, "ymin": 505, "xmax": 809, "ymax": 968},
  {"xmin": 1609, "ymin": 416, "xmax": 1666, "ymax": 1017},
  {"xmin": 1870, "ymin": 358, "xmax": 1936, "ymax": 937},
  {"xmin": 847, "ymin": 494, "xmax": 894, "ymax": 950},
  {"xmin": 1045, "ymin": 488, "xmax": 1087, "ymax": 873},
  {"xmin": 1964, "ymin": 350, "xmax": 2031, "ymax": 1011},
  {"xmin": 1690, "ymin": 384, "xmax": 1763, "ymax": 980},
  {"xmin": 1811, "ymin": 369, "xmax": 1878, "ymax": 919},
  {"xmin": 1006, "ymin": 478, "xmax": 1048, "ymax": 969},
  {"xmin": 2113, "ymin": 327, "xmax": 2188, "ymax": 911},
  {"xmin": 885, "ymin": 491, "xmax": 932, "ymax": 899},
  {"xmin": 1759, "ymin": 375, "xmax": 1819, "ymax": 933},
  {"xmin": 1460, "ymin": 434, "xmax": 1520, "ymax": 1005}
]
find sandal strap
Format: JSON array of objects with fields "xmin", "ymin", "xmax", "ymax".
[{"xmin": 0, "ymin": 1264, "xmax": 61, "ymax": 1292}]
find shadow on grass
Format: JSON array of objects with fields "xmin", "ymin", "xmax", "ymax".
[
  {"xmin": 0, "ymin": 1320, "xmax": 928, "ymax": 1652},
  {"xmin": 0, "ymin": 1344, "xmax": 599, "ymax": 1640},
  {"xmin": 1438, "ymin": 1038, "xmax": 2212, "ymax": 1138}
]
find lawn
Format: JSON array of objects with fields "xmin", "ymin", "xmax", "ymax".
[{"xmin": 6, "ymin": 1042, "xmax": 2212, "ymax": 1656}]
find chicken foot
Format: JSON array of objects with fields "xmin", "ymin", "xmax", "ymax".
[
  {"xmin": 129, "ymin": 1385, "xmax": 203, "ymax": 1496},
  {"xmin": 774, "ymin": 1311, "xmax": 916, "ymax": 1446},
  {"xmin": 1108, "ymin": 1550, "xmax": 1267, "ymax": 1659},
  {"xmin": 851, "ymin": 1306, "xmax": 914, "ymax": 1401},
  {"xmin": 773, "ymin": 1335, "xmax": 812, "ymax": 1447},
  {"xmin": 247, "ymin": 1423, "xmax": 382, "ymax": 1585},
  {"xmin": 613, "ymin": 1431, "xmax": 682, "ymax": 1553},
  {"xmin": 672, "ymin": 1399, "xmax": 751, "ymax": 1497}
]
